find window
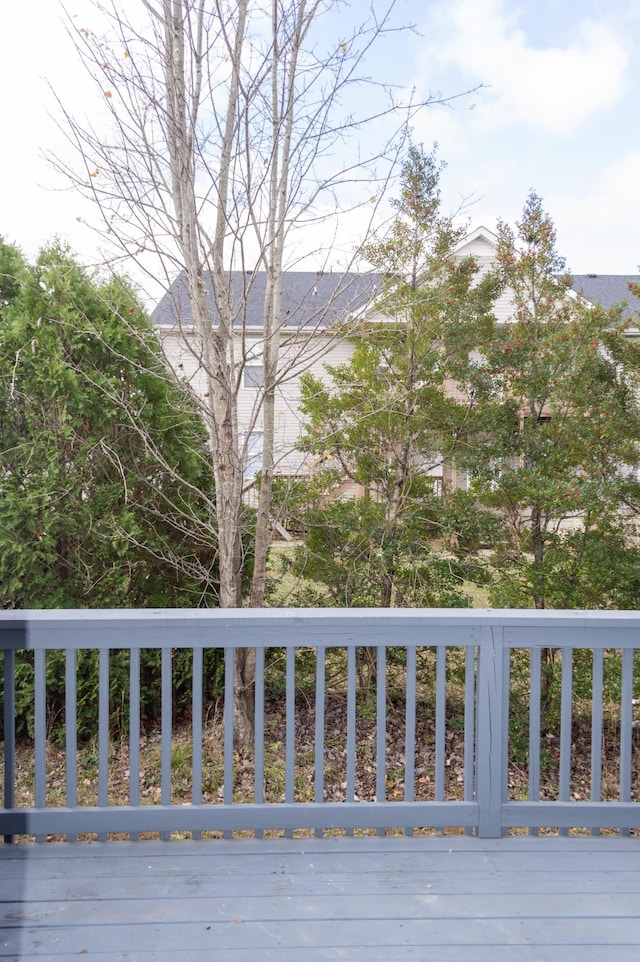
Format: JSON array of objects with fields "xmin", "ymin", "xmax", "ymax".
[
  {"xmin": 243, "ymin": 431, "xmax": 263, "ymax": 479},
  {"xmin": 243, "ymin": 364, "xmax": 264, "ymax": 389}
]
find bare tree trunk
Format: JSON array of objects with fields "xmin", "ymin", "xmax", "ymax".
[
  {"xmin": 250, "ymin": 1, "xmax": 310, "ymax": 609},
  {"xmin": 55, "ymin": 0, "xmax": 468, "ymax": 746},
  {"xmin": 531, "ymin": 502, "xmax": 557, "ymax": 719},
  {"xmin": 162, "ymin": 0, "xmax": 251, "ymax": 746},
  {"xmin": 531, "ymin": 504, "xmax": 545, "ymax": 610}
]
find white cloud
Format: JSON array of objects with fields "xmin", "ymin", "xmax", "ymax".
[
  {"xmin": 549, "ymin": 152, "xmax": 640, "ymax": 273},
  {"xmin": 429, "ymin": 0, "xmax": 628, "ymax": 134}
]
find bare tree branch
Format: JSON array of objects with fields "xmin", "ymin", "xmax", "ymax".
[{"xmin": 51, "ymin": 0, "xmax": 479, "ymax": 741}]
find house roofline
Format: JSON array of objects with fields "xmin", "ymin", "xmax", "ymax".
[{"xmin": 457, "ymin": 225, "xmax": 499, "ymax": 248}]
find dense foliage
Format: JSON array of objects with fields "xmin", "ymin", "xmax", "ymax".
[
  {"xmin": 457, "ymin": 194, "xmax": 640, "ymax": 609},
  {"xmin": 287, "ymin": 147, "xmax": 497, "ymax": 608},
  {"xmin": 287, "ymin": 175, "xmax": 640, "ymax": 612},
  {"xmin": 0, "ymin": 241, "xmax": 224, "ymax": 738},
  {"xmin": 0, "ymin": 241, "xmax": 218, "ymax": 608}
]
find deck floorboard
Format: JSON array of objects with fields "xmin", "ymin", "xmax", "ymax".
[{"xmin": 1, "ymin": 836, "xmax": 639, "ymax": 961}]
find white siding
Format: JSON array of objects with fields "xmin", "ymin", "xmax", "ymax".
[
  {"xmin": 272, "ymin": 334, "xmax": 355, "ymax": 474},
  {"xmin": 455, "ymin": 230, "xmax": 515, "ymax": 324},
  {"xmin": 159, "ymin": 329, "xmax": 209, "ymax": 396},
  {"xmin": 159, "ymin": 328, "xmax": 356, "ymax": 476},
  {"xmin": 158, "ymin": 232, "xmax": 510, "ymax": 478}
]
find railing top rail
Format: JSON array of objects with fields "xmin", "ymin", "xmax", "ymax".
[
  {"xmin": 4, "ymin": 607, "xmax": 640, "ymax": 626},
  {"xmin": 1, "ymin": 608, "xmax": 640, "ymax": 651}
]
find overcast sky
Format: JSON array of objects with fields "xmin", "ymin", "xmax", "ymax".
[{"xmin": 1, "ymin": 0, "xmax": 638, "ymax": 297}]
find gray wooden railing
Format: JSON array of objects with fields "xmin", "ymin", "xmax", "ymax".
[{"xmin": 1, "ymin": 609, "xmax": 639, "ymax": 841}]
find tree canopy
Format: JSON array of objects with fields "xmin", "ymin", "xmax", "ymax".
[
  {"xmin": 457, "ymin": 193, "xmax": 640, "ymax": 609},
  {"xmin": 287, "ymin": 184, "xmax": 640, "ymax": 611},
  {"xmin": 288, "ymin": 147, "xmax": 496, "ymax": 608},
  {"xmin": 0, "ymin": 240, "xmax": 219, "ymax": 608}
]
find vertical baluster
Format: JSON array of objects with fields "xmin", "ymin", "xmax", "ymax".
[
  {"xmin": 345, "ymin": 646, "xmax": 356, "ymax": 838},
  {"xmin": 192, "ymin": 647, "xmax": 203, "ymax": 841},
  {"xmin": 161, "ymin": 647, "xmax": 172, "ymax": 841},
  {"xmin": 129, "ymin": 648, "xmax": 140, "ymax": 841},
  {"xmin": 285, "ymin": 646, "xmax": 295, "ymax": 839},
  {"xmin": 98, "ymin": 649, "xmax": 110, "ymax": 842},
  {"xmin": 619, "ymin": 647, "xmax": 633, "ymax": 838},
  {"xmin": 590, "ymin": 648, "xmax": 603, "ymax": 837},
  {"xmin": 223, "ymin": 646, "xmax": 234, "ymax": 839},
  {"xmin": 528, "ymin": 646, "xmax": 542, "ymax": 836},
  {"xmin": 375, "ymin": 645, "xmax": 386, "ymax": 837},
  {"xmin": 254, "ymin": 646, "xmax": 265, "ymax": 839},
  {"xmin": 314, "ymin": 646, "xmax": 326, "ymax": 838},
  {"xmin": 435, "ymin": 645, "xmax": 446, "ymax": 805},
  {"xmin": 463, "ymin": 645, "xmax": 476, "ymax": 837},
  {"xmin": 404, "ymin": 644, "xmax": 417, "ymax": 837},
  {"xmin": 34, "ymin": 649, "xmax": 46, "ymax": 843},
  {"xmin": 559, "ymin": 647, "xmax": 573, "ymax": 837},
  {"xmin": 3, "ymin": 649, "xmax": 15, "ymax": 844},
  {"xmin": 502, "ymin": 644, "xmax": 511, "ymax": 814},
  {"xmin": 66, "ymin": 649, "xmax": 78, "ymax": 843}
]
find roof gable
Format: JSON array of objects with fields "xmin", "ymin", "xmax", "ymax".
[
  {"xmin": 455, "ymin": 226, "xmax": 640, "ymax": 321},
  {"xmin": 454, "ymin": 226, "xmax": 499, "ymax": 262}
]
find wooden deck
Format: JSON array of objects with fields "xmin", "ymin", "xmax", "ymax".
[{"xmin": 2, "ymin": 835, "xmax": 640, "ymax": 961}]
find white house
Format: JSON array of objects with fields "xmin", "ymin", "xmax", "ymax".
[
  {"xmin": 448, "ymin": 226, "xmax": 640, "ymax": 324},
  {"xmin": 152, "ymin": 228, "xmax": 640, "ymax": 491},
  {"xmin": 153, "ymin": 269, "xmax": 383, "ymax": 481}
]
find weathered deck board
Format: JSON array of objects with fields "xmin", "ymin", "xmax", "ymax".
[{"xmin": 1, "ymin": 836, "xmax": 640, "ymax": 962}]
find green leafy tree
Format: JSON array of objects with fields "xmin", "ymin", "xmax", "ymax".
[
  {"xmin": 0, "ymin": 240, "xmax": 219, "ymax": 609},
  {"xmin": 289, "ymin": 147, "xmax": 496, "ymax": 609},
  {"xmin": 460, "ymin": 193, "xmax": 640, "ymax": 610},
  {"xmin": 0, "ymin": 240, "xmax": 28, "ymax": 311}
]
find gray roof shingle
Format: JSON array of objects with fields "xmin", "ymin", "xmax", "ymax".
[
  {"xmin": 152, "ymin": 271, "xmax": 383, "ymax": 330},
  {"xmin": 152, "ymin": 270, "xmax": 640, "ymax": 329},
  {"xmin": 571, "ymin": 275, "xmax": 640, "ymax": 319}
]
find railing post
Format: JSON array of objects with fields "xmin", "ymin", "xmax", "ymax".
[{"xmin": 476, "ymin": 625, "xmax": 507, "ymax": 837}]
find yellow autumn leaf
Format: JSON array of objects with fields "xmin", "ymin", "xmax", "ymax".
[
  {"xmin": 90, "ymin": 169, "xmax": 99, "ymax": 178},
  {"xmin": 124, "ymin": 49, "xmax": 130, "ymax": 58}
]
